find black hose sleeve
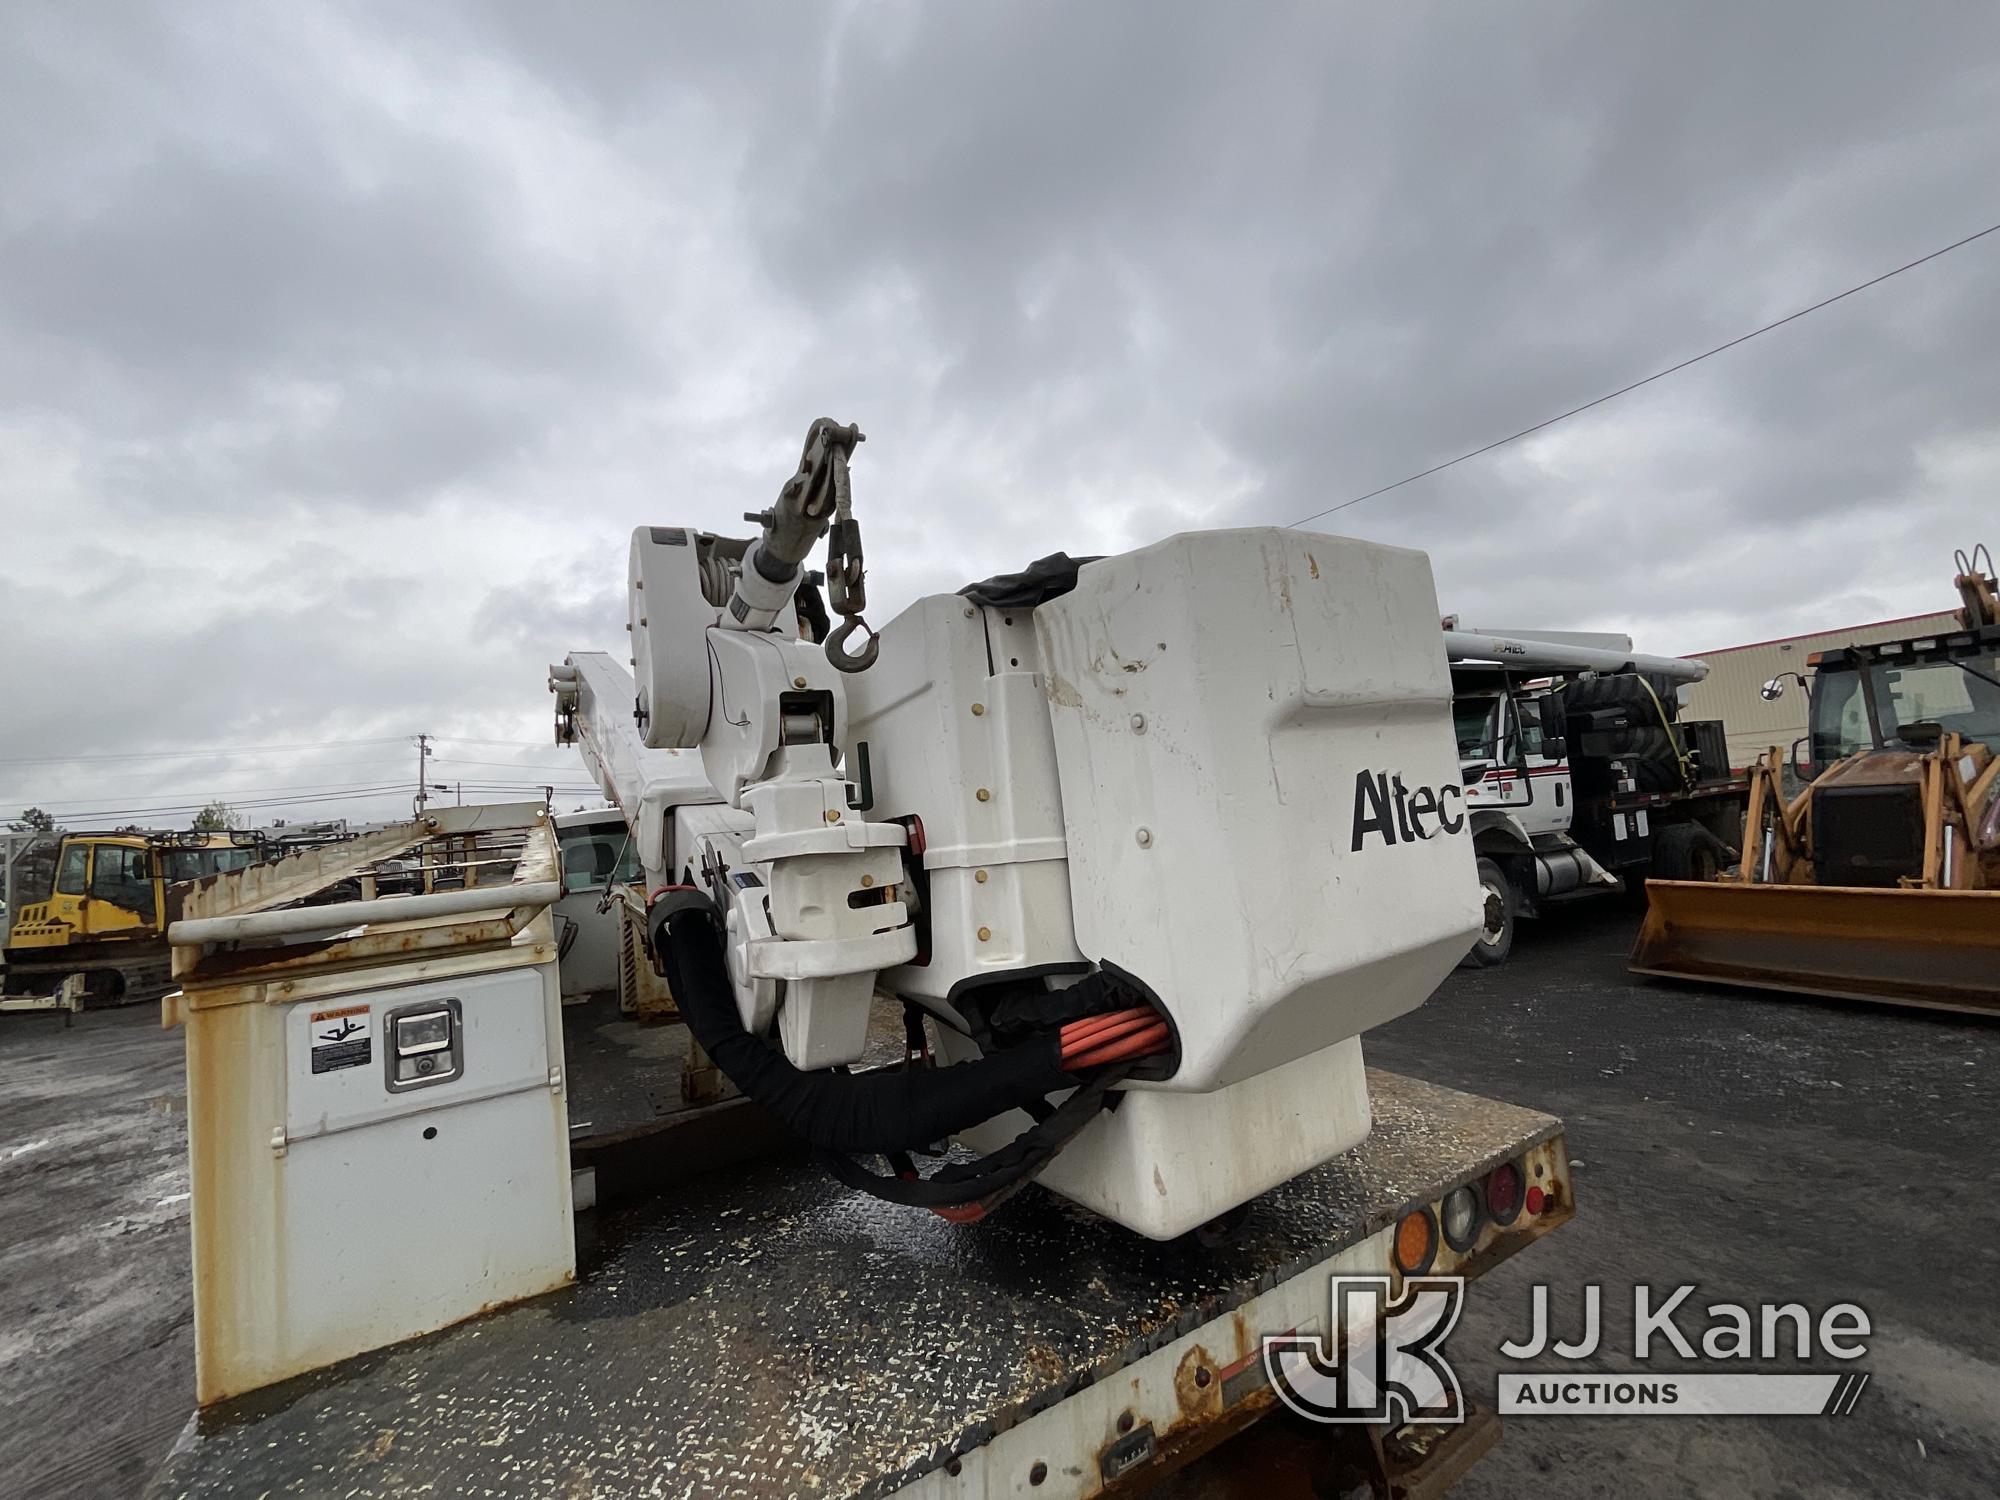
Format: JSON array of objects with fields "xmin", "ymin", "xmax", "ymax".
[
  {"xmin": 971, "ymin": 969, "xmax": 1145, "ymax": 1049},
  {"xmin": 656, "ymin": 901, "xmax": 1074, "ymax": 1155},
  {"xmin": 816, "ymin": 1064, "xmax": 1125, "ymax": 1208}
]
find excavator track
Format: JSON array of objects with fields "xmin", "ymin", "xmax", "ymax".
[{"xmin": 0, "ymin": 946, "xmax": 173, "ymax": 1008}]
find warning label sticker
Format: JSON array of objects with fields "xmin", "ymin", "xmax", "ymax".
[{"xmin": 309, "ymin": 1004, "xmax": 372, "ymax": 1075}]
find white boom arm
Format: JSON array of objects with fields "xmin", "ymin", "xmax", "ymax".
[
  {"xmin": 549, "ymin": 651, "xmax": 719, "ymax": 896},
  {"xmin": 1443, "ymin": 628, "xmax": 1708, "ymax": 683}
]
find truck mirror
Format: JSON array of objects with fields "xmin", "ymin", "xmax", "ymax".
[
  {"xmin": 1759, "ymin": 677, "xmax": 1786, "ymax": 701},
  {"xmin": 1461, "ymin": 761, "xmax": 1493, "ymax": 785}
]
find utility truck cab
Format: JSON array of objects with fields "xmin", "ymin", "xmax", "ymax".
[
  {"xmin": 1455, "ymin": 673, "xmax": 1573, "ymax": 838},
  {"xmin": 1441, "ymin": 625, "xmax": 1740, "ymax": 967}
]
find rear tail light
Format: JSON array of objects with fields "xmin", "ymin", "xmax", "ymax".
[
  {"xmin": 1439, "ymin": 1185, "xmax": 1482, "ymax": 1250},
  {"xmin": 1393, "ymin": 1208, "xmax": 1438, "ymax": 1275},
  {"xmin": 1486, "ymin": 1161, "xmax": 1525, "ymax": 1226}
]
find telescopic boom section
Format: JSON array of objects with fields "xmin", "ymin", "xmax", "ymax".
[
  {"xmin": 1443, "ymin": 629, "xmax": 1709, "ymax": 683},
  {"xmin": 549, "ymin": 651, "xmax": 716, "ymax": 895}
]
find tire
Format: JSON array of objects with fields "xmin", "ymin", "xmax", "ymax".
[
  {"xmin": 1651, "ymin": 823, "xmax": 1722, "ymax": 883},
  {"xmin": 1560, "ymin": 672, "xmax": 1661, "ymax": 714},
  {"xmin": 1558, "ymin": 675, "xmax": 1688, "ymax": 790},
  {"xmin": 1461, "ymin": 857, "xmax": 1516, "ymax": 968}
]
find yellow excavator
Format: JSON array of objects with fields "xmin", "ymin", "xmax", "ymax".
[
  {"xmin": 1631, "ymin": 547, "xmax": 2000, "ymax": 1015},
  {"xmin": 2, "ymin": 830, "xmax": 264, "ymax": 1006}
]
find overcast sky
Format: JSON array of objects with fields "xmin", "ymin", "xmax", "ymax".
[{"xmin": 3, "ymin": 2, "xmax": 1997, "ymax": 828}]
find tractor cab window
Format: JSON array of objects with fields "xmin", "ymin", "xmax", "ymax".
[
  {"xmin": 88, "ymin": 845, "xmax": 154, "ymax": 914},
  {"xmin": 55, "ymin": 843, "xmax": 88, "ymax": 896},
  {"xmin": 1809, "ymin": 669, "xmax": 1870, "ymax": 766},
  {"xmin": 1810, "ymin": 653, "xmax": 2000, "ymax": 764},
  {"xmin": 1876, "ymin": 657, "xmax": 1999, "ymax": 748},
  {"xmin": 160, "ymin": 846, "xmax": 256, "ymax": 883}
]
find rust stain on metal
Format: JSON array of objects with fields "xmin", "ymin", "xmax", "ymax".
[
  {"xmin": 1173, "ymin": 1344, "xmax": 1222, "ymax": 1420},
  {"xmin": 1098, "ymin": 1383, "xmax": 1277, "ymax": 1499},
  {"xmin": 1022, "ymin": 1339, "xmax": 1068, "ymax": 1388}
]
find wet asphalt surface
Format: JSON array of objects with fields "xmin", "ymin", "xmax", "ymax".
[
  {"xmin": 1, "ymin": 902, "xmax": 1994, "ymax": 1499},
  {"xmin": 1363, "ymin": 903, "xmax": 1999, "ymax": 1500}
]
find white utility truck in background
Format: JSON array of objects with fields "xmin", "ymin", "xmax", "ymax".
[
  {"xmin": 1441, "ymin": 625, "xmax": 1743, "ymax": 965},
  {"xmin": 551, "ymin": 805, "xmax": 641, "ymax": 1002},
  {"xmin": 154, "ymin": 422, "xmax": 1575, "ymax": 1500}
]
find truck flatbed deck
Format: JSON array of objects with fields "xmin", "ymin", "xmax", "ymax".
[{"xmin": 148, "ymin": 1068, "xmax": 1564, "ymax": 1500}]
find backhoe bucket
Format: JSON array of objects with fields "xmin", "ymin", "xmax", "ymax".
[{"xmin": 1630, "ymin": 880, "xmax": 2000, "ymax": 1017}]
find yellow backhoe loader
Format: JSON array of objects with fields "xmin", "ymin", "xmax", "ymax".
[{"xmin": 1630, "ymin": 547, "xmax": 2000, "ymax": 1015}]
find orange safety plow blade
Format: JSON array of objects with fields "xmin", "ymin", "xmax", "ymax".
[{"xmin": 1630, "ymin": 880, "xmax": 2000, "ymax": 1018}]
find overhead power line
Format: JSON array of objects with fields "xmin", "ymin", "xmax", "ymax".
[
  {"xmin": 12, "ymin": 785, "xmax": 600, "ymax": 824},
  {"xmin": 1287, "ymin": 218, "xmax": 2000, "ymax": 529},
  {"xmin": 7, "ymin": 776, "xmax": 596, "ymax": 810},
  {"xmin": 2, "ymin": 777, "xmax": 425, "ymax": 804},
  {"xmin": 0, "ymin": 736, "xmax": 413, "ymax": 767},
  {"xmin": 0, "ymin": 736, "xmax": 563, "ymax": 770},
  {"xmin": 430, "ymin": 756, "xmax": 584, "ymax": 772},
  {"xmin": 15, "ymin": 786, "xmax": 416, "ymax": 822},
  {"xmin": 430, "ymin": 737, "xmax": 564, "ymax": 748}
]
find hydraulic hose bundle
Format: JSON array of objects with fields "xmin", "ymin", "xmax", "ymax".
[{"xmin": 651, "ymin": 896, "xmax": 1175, "ymax": 1217}]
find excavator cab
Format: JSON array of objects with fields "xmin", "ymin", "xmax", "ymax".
[
  {"xmin": 3, "ymin": 831, "xmax": 263, "ymax": 1003},
  {"xmin": 1631, "ymin": 546, "xmax": 2000, "ymax": 1015}
]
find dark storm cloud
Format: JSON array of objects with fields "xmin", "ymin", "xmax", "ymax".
[
  {"xmin": 732, "ymin": 3, "xmax": 2000, "ymax": 554},
  {"xmin": 3, "ymin": 0, "xmax": 1998, "ymax": 822}
]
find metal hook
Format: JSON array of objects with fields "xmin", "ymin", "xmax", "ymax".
[{"xmin": 825, "ymin": 615, "xmax": 880, "ymax": 673}]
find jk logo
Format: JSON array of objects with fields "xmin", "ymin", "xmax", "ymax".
[{"xmin": 1264, "ymin": 1275, "xmax": 1466, "ymax": 1425}]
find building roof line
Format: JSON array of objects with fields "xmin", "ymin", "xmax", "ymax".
[{"xmin": 1689, "ymin": 609, "xmax": 1961, "ymax": 658}]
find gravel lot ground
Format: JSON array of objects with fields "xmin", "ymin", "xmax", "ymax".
[{"xmin": 1, "ymin": 900, "xmax": 1993, "ymax": 1499}]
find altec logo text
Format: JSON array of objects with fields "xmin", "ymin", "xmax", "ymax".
[{"xmin": 1350, "ymin": 770, "xmax": 1466, "ymax": 851}]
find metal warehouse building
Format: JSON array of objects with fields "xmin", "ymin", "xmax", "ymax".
[{"xmin": 1679, "ymin": 610, "xmax": 1963, "ymax": 770}]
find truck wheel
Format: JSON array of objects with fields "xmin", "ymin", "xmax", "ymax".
[
  {"xmin": 1461, "ymin": 857, "xmax": 1516, "ymax": 968},
  {"xmin": 1651, "ymin": 824, "xmax": 1722, "ymax": 882}
]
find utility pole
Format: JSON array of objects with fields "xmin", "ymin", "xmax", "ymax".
[{"xmin": 416, "ymin": 735, "xmax": 431, "ymax": 816}]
